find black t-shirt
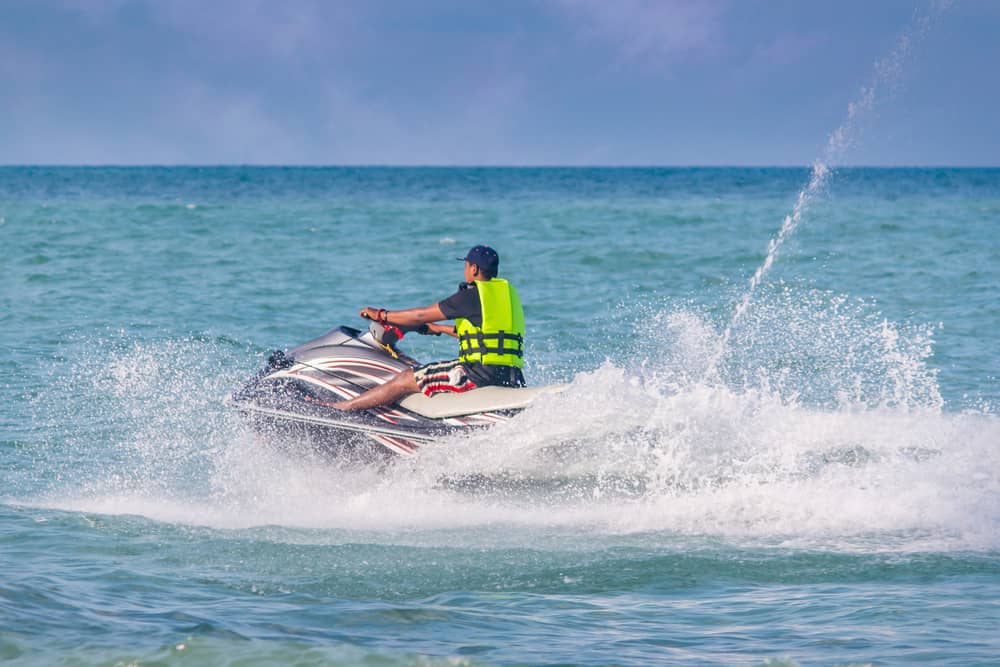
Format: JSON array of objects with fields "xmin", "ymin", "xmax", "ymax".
[{"xmin": 438, "ymin": 282, "xmax": 483, "ymax": 327}]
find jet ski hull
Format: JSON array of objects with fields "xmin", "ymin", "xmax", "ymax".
[{"xmin": 229, "ymin": 325, "xmax": 546, "ymax": 460}]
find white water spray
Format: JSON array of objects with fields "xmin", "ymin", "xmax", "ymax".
[
  {"xmin": 33, "ymin": 319, "xmax": 999, "ymax": 550},
  {"xmin": 705, "ymin": 1, "xmax": 952, "ymax": 380}
]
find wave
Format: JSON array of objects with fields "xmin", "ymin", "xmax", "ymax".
[{"xmin": 17, "ymin": 292, "xmax": 1000, "ymax": 552}]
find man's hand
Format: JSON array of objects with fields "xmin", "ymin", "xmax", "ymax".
[
  {"xmin": 359, "ymin": 307, "xmax": 385, "ymax": 322},
  {"xmin": 420, "ymin": 322, "xmax": 457, "ymax": 338}
]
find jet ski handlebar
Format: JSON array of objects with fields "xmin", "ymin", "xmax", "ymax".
[{"xmin": 367, "ymin": 320, "xmax": 442, "ymax": 350}]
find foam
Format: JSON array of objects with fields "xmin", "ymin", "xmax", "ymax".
[{"xmin": 23, "ymin": 298, "xmax": 1000, "ymax": 553}]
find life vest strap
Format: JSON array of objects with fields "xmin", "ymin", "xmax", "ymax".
[{"xmin": 459, "ymin": 330, "xmax": 524, "ymax": 358}]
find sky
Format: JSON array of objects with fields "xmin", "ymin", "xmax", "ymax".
[{"xmin": 1, "ymin": 0, "xmax": 998, "ymax": 166}]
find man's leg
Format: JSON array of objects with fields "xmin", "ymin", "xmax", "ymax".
[{"xmin": 329, "ymin": 368, "xmax": 419, "ymax": 411}]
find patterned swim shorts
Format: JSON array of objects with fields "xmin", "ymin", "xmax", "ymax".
[{"xmin": 413, "ymin": 359, "xmax": 479, "ymax": 397}]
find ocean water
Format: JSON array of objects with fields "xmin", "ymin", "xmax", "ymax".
[{"xmin": 1, "ymin": 166, "xmax": 998, "ymax": 666}]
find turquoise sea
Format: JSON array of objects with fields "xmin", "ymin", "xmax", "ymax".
[{"xmin": 1, "ymin": 167, "xmax": 998, "ymax": 665}]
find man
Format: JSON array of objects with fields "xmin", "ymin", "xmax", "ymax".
[{"xmin": 322, "ymin": 245, "xmax": 525, "ymax": 411}]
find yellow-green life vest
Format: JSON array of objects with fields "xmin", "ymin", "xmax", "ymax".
[{"xmin": 454, "ymin": 278, "xmax": 525, "ymax": 368}]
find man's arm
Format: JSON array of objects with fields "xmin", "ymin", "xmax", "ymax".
[{"xmin": 360, "ymin": 304, "xmax": 447, "ymax": 327}]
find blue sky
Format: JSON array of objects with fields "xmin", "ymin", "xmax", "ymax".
[{"xmin": 2, "ymin": 0, "xmax": 998, "ymax": 166}]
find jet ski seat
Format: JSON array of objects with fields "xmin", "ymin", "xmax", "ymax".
[{"xmin": 399, "ymin": 384, "xmax": 567, "ymax": 419}]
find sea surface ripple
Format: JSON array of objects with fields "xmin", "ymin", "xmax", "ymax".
[{"xmin": 1, "ymin": 167, "xmax": 998, "ymax": 665}]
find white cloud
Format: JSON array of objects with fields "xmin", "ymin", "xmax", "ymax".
[
  {"xmin": 319, "ymin": 69, "xmax": 530, "ymax": 166},
  {"xmin": 162, "ymin": 78, "xmax": 310, "ymax": 164},
  {"xmin": 146, "ymin": 0, "xmax": 343, "ymax": 62},
  {"xmin": 554, "ymin": 0, "xmax": 726, "ymax": 68},
  {"xmin": 56, "ymin": 0, "xmax": 346, "ymax": 61}
]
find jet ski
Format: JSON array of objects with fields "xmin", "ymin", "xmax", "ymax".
[{"xmin": 227, "ymin": 322, "xmax": 562, "ymax": 461}]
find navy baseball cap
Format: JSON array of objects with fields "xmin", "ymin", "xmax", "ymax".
[{"xmin": 457, "ymin": 245, "xmax": 499, "ymax": 274}]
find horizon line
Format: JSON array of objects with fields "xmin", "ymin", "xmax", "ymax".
[{"xmin": 2, "ymin": 163, "xmax": 999, "ymax": 170}]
